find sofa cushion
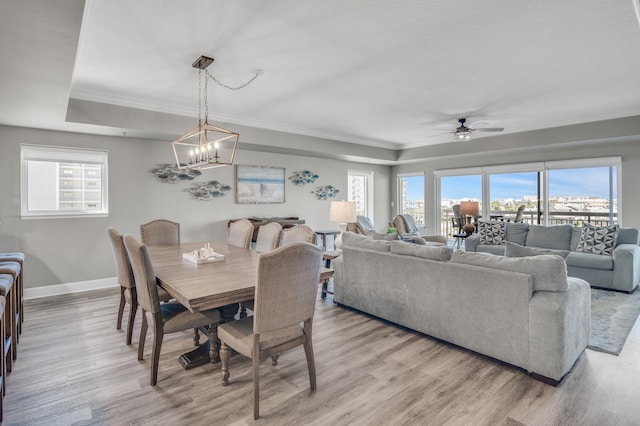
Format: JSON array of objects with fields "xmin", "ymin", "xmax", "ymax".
[
  {"xmin": 450, "ymin": 250, "xmax": 568, "ymax": 292},
  {"xmin": 390, "ymin": 240, "xmax": 452, "ymax": 261},
  {"xmin": 505, "ymin": 241, "xmax": 569, "ymax": 259},
  {"xmin": 566, "ymin": 251, "xmax": 613, "ymax": 270},
  {"xmin": 505, "ymin": 222, "xmax": 529, "ymax": 246},
  {"xmin": 343, "ymin": 232, "xmax": 391, "ymax": 252},
  {"xmin": 479, "ymin": 221, "xmax": 505, "ymax": 245},
  {"xmin": 526, "ymin": 224, "xmax": 572, "ymax": 250},
  {"xmin": 576, "ymin": 223, "xmax": 618, "ymax": 255},
  {"xmin": 372, "ymin": 232, "xmax": 398, "ymax": 241}
]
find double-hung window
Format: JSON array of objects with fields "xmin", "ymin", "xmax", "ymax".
[{"xmin": 21, "ymin": 144, "xmax": 109, "ymax": 218}]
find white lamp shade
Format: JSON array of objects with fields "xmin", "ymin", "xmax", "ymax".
[{"xmin": 329, "ymin": 201, "xmax": 356, "ymax": 224}]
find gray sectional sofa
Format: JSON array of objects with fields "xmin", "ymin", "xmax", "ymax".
[
  {"xmin": 333, "ymin": 232, "xmax": 591, "ymax": 384},
  {"xmin": 465, "ymin": 223, "xmax": 640, "ymax": 293}
]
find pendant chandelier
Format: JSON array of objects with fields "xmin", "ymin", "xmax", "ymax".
[{"xmin": 172, "ymin": 55, "xmax": 251, "ymax": 171}]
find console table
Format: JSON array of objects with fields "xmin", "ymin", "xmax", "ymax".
[{"xmin": 228, "ymin": 217, "xmax": 305, "ymax": 242}]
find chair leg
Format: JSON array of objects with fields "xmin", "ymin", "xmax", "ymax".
[
  {"xmin": 220, "ymin": 341, "xmax": 230, "ymax": 386},
  {"xmin": 138, "ymin": 310, "xmax": 148, "ymax": 361},
  {"xmin": 303, "ymin": 319, "xmax": 316, "ymax": 391},
  {"xmin": 117, "ymin": 286, "xmax": 126, "ymax": 330},
  {"xmin": 253, "ymin": 334, "xmax": 260, "ymax": 420},
  {"xmin": 150, "ymin": 314, "xmax": 163, "ymax": 386},
  {"xmin": 126, "ymin": 295, "xmax": 137, "ymax": 346},
  {"xmin": 253, "ymin": 356, "xmax": 260, "ymax": 420}
]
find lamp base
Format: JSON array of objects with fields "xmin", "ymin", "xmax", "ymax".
[{"xmin": 462, "ymin": 217, "xmax": 475, "ymax": 235}]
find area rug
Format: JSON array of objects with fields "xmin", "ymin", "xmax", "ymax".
[{"xmin": 588, "ymin": 288, "xmax": 640, "ymax": 355}]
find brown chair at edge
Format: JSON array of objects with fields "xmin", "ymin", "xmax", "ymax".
[
  {"xmin": 228, "ymin": 219, "xmax": 254, "ymax": 249},
  {"xmin": 140, "ymin": 219, "xmax": 180, "ymax": 245},
  {"xmin": 123, "ymin": 234, "xmax": 222, "ymax": 386},
  {"xmin": 282, "ymin": 224, "xmax": 316, "ymax": 245},
  {"xmin": 219, "ymin": 242, "xmax": 323, "ymax": 420},
  {"xmin": 107, "ymin": 227, "xmax": 172, "ymax": 345}
]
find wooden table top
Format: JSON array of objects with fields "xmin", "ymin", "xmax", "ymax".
[
  {"xmin": 147, "ymin": 242, "xmax": 259, "ymax": 312},
  {"xmin": 147, "ymin": 241, "xmax": 333, "ymax": 313}
]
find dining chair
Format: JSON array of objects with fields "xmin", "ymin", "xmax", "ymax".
[
  {"xmin": 0, "ymin": 253, "xmax": 24, "ymax": 333},
  {"xmin": 255, "ymin": 222, "xmax": 282, "ymax": 253},
  {"xmin": 281, "ymin": 224, "xmax": 316, "ymax": 245},
  {"xmin": 219, "ymin": 242, "xmax": 323, "ymax": 420},
  {"xmin": 228, "ymin": 219, "xmax": 254, "ymax": 249},
  {"xmin": 0, "ymin": 295, "xmax": 4, "ymax": 421},
  {"xmin": 0, "ymin": 275, "xmax": 14, "ymax": 374},
  {"xmin": 107, "ymin": 227, "xmax": 172, "ymax": 345},
  {"xmin": 123, "ymin": 234, "xmax": 222, "ymax": 386},
  {"xmin": 140, "ymin": 219, "xmax": 180, "ymax": 245}
]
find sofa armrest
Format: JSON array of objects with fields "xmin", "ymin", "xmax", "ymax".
[
  {"xmin": 333, "ymin": 255, "xmax": 345, "ymax": 303},
  {"xmin": 612, "ymin": 244, "xmax": 640, "ymax": 292},
  {"xmin": 465, "ymin": 234, "xmax": 480, "ymax": 252}
]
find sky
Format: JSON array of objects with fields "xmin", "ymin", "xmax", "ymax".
[{"xmin": 405, "ymin": 167, "xmax": 616, "ymax": 201}]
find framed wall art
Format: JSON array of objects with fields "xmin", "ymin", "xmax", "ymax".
[{"xmin": 236, "ymin": 165, "xmax": 285, "ymax": 204}]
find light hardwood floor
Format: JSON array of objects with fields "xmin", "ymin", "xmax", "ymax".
[{"xmin": 5, "ymin": 287, "xmax": 640, "ymax": 425}]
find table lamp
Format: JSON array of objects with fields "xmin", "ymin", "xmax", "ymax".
[
  {"xmin": 459, "ymin": 200, "xmax": 479, "ymax": 235},
  {"xmin": 329, "ymin": 200, "xmax": 356, "ymax": 250}
]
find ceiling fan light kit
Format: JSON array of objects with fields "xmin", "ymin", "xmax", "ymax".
[{"xmin": 433, "ymin": 118, "xmax": 505, "ymax": 141}]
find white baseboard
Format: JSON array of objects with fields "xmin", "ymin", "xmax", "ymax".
[{"xmin": 25, "ymin": 277, "xmax": 119, "ymax": 300}]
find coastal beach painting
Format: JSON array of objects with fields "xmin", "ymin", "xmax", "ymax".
[{"xmin": 236, "ymin": 165, "xmax": 285, "ymax": 204}]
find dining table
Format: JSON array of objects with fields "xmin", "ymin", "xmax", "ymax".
[{"xmin": 146, "ymin": 241, "xmax": 334, "ymax": 368}]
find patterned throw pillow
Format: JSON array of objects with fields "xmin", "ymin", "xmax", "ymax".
[
  {"xmin": 479, "ymin": 221, "xmax": 506, "ymax": 245},
  {"xmin": 576, "ymin": 223, "xmax": 618, "ymax": 255}
]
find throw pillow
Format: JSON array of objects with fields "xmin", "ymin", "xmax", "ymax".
[
  {"xmin": 576, "ymin": 223, "xmax": 618, "ymax": 255},
  {"xmin": 505, "ymin": 241, "xmax": 569, "ymax": 259},
  {"xmin": 478, "ymin": 221, "xmax": 505, "ymax": 245}
]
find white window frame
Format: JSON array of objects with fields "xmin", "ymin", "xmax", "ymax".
[
  {"xmin": 347, "ymin": 169, "xmax": 374, "ymax": 220},
  {"xmin": 21, "ymin": 144, "xmax": 109, "ymax": 219},
  {"xmin": 434, "ymin": 157, "xmax": 621, "ymax": 232}
]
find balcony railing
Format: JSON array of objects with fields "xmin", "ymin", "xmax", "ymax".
[{"xmin": 440, "ymin": 210, "xmax": 617, "ymax": 238}]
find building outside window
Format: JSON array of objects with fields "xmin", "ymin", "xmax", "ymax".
[
  {"xmin": 348, "ymin": 170, "xmax": 373, "ymax": 219},
  {"xmin": 21, "ymin": 144, "xmax": 109, "ymax": 218},
  {"xmin": 397, "ymin": 173, "xmax": 425, "ymax": 226}
]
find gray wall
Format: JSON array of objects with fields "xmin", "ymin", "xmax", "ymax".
[
  {"xmin": 391, "ymin": 139, "xmax": 640, "ymax": 231},
  {"xmin": 0, "ymin": 125, "xmax": 390, "ymax": 289}
]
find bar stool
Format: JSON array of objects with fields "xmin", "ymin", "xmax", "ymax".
[
  {"xmin": 0, "ymin": 275, "xmax": 13, "ymax": 374},
  {"xmin": 0, "ymin": 262, "xmax": 21, "ymax": 343},
  {"xmin": 0, "ymin": 295, "xmax": 5, "ymax": 422},
  {"xmin": 0, "ymin": 253, "xmax": 24, "ymax": 333}
]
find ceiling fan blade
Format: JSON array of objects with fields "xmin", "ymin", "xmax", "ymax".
[
  {"xmin": 425, "ymin": 131, "xmax": 453, "ymax": 139},
  {"xmin": 472, "ymin": 127, "xmax": 504, "ymax": 132}
]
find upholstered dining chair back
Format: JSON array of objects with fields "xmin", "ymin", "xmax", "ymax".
[
  {"xmin": 255, "ymin": 222, "xmax": 282, "ymax": 253},
  {"xmin": 107, "ymin": 227, "xmax": 135, "ymax": 290},
  {"xmin": 228, "ymin": 219, "xmax": 254, "ymax": 249},
  {"xmin": 140, "ymin": 219, "xmax": 180, "ymax": 245},
  {"xmin": 282, "ymin": 224, "xmax": 316, "ymax": 245},
  {"xmin": 253, "ymin": 242, "xmax": 323, "ymax": 334},
  {"xmin": 123, "ymin": 235, "xmax": 162, "ymax": 315}
]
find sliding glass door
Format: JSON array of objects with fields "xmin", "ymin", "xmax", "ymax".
[{"xmin": 440, "ymin": 174, "xmax": 482, "ymax": 237}]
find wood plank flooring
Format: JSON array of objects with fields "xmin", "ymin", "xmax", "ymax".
[{"xmin": 4, "ymin": 287, "xmax": 640, "ymax": 425}]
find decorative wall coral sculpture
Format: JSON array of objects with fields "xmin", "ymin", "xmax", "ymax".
[
  {"xmin": 288, "ymin": 170, "xmax": 319, "ymax": 186},
  {"xmin": 311, "ymin": 185, "xmax": 340, "ymax": 200},
  {"xmin": 185, "ymin": 180, "xmax": 232, "ymax": 200},
  {"xmin": 149, "ymin": 164, "xmax": 201, "ymax": 183}
]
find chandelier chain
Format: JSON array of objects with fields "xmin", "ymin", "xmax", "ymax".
[
  {"xmin": 198, "ymin": 69, "xmax": 202, "ymax": 126},
  {"xmin": 205, "ymin": 69, "xmax": 261, "ymax": 91}
]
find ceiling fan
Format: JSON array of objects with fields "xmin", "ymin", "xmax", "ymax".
[{"xmin": 434, "ymin": 118, "xmax": 504, "ymax": 141}]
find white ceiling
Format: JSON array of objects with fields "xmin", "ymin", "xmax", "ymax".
[{"xmin": 2, "ymin": 0, "xmax": 640, "ymax": 162}]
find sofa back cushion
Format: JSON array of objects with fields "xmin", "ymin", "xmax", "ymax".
[
  {"xmin": 525, "ymin": 224, "xmax": 572, "ymax": 250},
  {"xmin": 390, "ymin": 240, "xmax": 452, "ymax": 261},
  {"xmin": 505, "ymin": 222, "xmax": 529, "ymax": 246},
  {"xmin": 505, "ymin": 241, "xmax": 569, "ymax": 259},
  {"xmin": 616, "ymin": 227, "xmax": 640, "ymax": 245},
  {"xmin": 343, "ymin": 231, "xmax": 391, "ymax": 252},
  {"xmin": 450, "ymin": 250, "xmax": 568, "ymax": 292}
]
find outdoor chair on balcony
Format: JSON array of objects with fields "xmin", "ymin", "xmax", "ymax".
[
  {"xmin": 451, "ymin": 204, "xmax": 464, "ymax": 233},
  {"xmin": 505, "ymin": 205, "xmax": 526, "ymax": 223}
]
